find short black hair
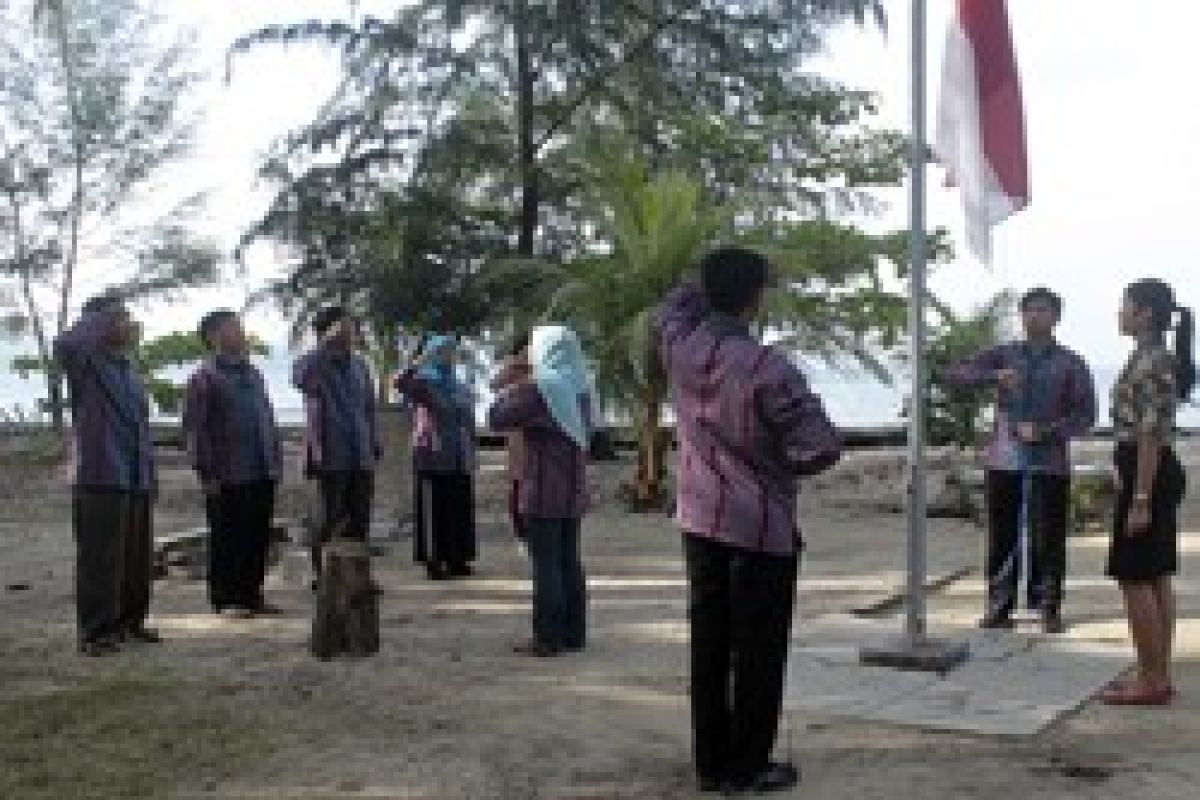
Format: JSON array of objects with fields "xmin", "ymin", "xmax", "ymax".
[
  {"xmin": 700, "ymin": 247, "xmax": 770, "ymax": 316},
  {"xmin": 82, "ymin": 293, "xmax": 124, "ymax": 315},
  {"xmin": 198, "ymin": 310, "xmax": 237, "ymax": 349},
  {"xmin": 312, "ymin": 306, "xmax": 348, "ymax": 336},
  {"xmin": 1020, "ymin": 287, "xmax": 1062, "ymax": 316}
]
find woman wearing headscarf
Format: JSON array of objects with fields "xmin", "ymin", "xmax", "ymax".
[
  {"xmin": 396, "ymin": 335, "xmax": 477, "ymax": 580},
  {"xmin": 1099, "ymin": 279, "xmax": 1194, "ymax": 706},
  {"xmin": 488, "ymin": 325, "xmax": 592, "ymax": 657}
]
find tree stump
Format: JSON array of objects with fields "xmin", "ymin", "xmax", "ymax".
[{"xmin": 310, "ymin": 539, "xmax": 379, "ymax": 659}]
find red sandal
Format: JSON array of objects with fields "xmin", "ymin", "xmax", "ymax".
[{"xmin": 1098, "ymin": 684, "xmax": 1173, "ymax": 706}]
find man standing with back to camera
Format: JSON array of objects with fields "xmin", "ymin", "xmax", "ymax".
[{"xmin": 654, "ymin": 247, "xmax": 842, "ymax": 794}]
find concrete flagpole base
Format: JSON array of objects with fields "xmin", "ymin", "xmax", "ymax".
[{"xmin": 860, "ymin": 638, "xmax": 970, "ymax": 675}]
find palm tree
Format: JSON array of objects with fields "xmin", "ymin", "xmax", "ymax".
[
  {"xmin": 543, "ymin": 162, "xmax": 726, "ymax": 509},
  {"xmin": 539, "ymin": 159, "xmax": 918, "ymax": 510}
]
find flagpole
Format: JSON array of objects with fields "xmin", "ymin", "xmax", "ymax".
[
  {"xmin": 861, "ymin": 0, "xmax": 968, "ymax": 673},
  {"xmin": 905, "ymin": 0, "xmax": 930, "ymax": 648}
]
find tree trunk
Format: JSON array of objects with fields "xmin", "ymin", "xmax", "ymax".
[
  {"xmin": 626, "ymin": 386, "xmax": 669, "ymax": 512},
  {"xmin": 10, "ymin": 198, "xmax": 66, "ymax": 432},
  {"xmin": 515, "ymin": 0, "xmax": 538, "ymax": 256},
  {"xmin": 310, "ymin": 539, "xmax": 380, "ymax": 659}
]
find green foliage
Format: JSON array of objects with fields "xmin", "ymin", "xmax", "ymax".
[
  {"xmin": 12, "ymin": 330, "xmax": 269, "ymax": 415},
  {"xmin": 921, "ymin": 291, "xmax": 1017, "ymax": 449},
  {"xmin": 228, "ymin": 1, "xmax": 907, "ymax": 344},
  {"xmin": 0, "ymin": 0, "xmax": 218, "ymax": 428},
  {"xmin": 1069, "ymin": 471, "xmax": 1114, "ymax": 533}
]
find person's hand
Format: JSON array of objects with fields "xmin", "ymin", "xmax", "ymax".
[
  {"xmin": 1015, "ymin": 422, "xmax": 1039, "ymax": 443},
  {"xmin": 996, "ymin": 368, "xmax": 1021, "ymax": 391},
  {"xmin": 1126, "ymin": 497, "xmax": 1151, "ymax": 536}
]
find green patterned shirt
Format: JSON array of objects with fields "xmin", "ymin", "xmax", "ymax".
[{"xmin": 1111, "ymin": 341, "xmax": 1177, "ymax": 442}]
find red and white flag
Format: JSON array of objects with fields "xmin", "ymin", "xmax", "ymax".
[{"xmin": 934, "ymin": 0, "xmax": 1029, "ymax": 263}]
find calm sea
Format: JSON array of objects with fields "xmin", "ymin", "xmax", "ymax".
[{"xmin": 3, "ymin": 344, "xmax": 1197, "ymax": 430}]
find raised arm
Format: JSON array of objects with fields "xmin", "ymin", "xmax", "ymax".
[
  {"xmin": 653, "ymin": 282, "xmax": 710, "ymax": 373},
  {"xmin": 943, "ymin": 345, "xmax": 1008, "ymax": 388},
  {"xmin": 53, "ymin": 310, "xmax": 120, "ymax": 373},
  {"xmin": 487, "ymin": 381, "xmax": 555, "ymax": 434}
]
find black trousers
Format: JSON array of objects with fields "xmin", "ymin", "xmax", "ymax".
[
  {"xmin": 984, "ymin": 470, "xmax": 1069, "ymax": 617},
  {"xmin": 413, "ymin": 471, "xmax": 476, "ymax": 575},
  {"xmin": 525, "ymin": 517, "xmax": 586, "ymax": 648},
  {"xmin": 684, "ymin": 534, "xmax": 799, "ymax": 784},
  {"xmin": 313, "ymin": 470, "xmax": 374, "ymax": 574},
  {"xmin": 73, "ymin": 488, "xmax": 152, "ymax": 644},
  {"xmin": 205, "ymin": 480, "xmax": 277, "ymax": 611}
]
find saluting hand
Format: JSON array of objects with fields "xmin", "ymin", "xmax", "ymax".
[{"xmin": 996, "ymin": 368, "xmax": 1021, "ymax": 391}]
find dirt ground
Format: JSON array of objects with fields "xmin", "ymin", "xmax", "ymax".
[{"xmin": 1, "ymin": 442, "xmax": 1198, "ymax": 799}]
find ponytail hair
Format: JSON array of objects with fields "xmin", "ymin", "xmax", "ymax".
[
  {"xmin": 1126, "ymin": 278, "xmax": 1195, "ymax": 400},
  {"xmin": 1175, "ymin": 304, "xmax": 1196, "ymax": 401}
]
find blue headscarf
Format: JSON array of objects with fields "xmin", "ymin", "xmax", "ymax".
[
  {"xmin": 418, "ymin": 335, "xmax": 463, "ymax": 395},
  {"xmin": 529, "ymin": 325, "xmax": 591, "ymax": 449}
]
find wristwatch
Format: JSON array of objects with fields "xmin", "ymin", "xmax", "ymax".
[{"xmin": 1133, "ymin": 492, "xmax": 1151, "ymax": 503}]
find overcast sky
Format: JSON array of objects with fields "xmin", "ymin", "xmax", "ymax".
[{"xmin": 95, "ymin": 0, "xmax": 1200, "ymax": 369}]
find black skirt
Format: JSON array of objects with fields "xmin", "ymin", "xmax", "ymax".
[
  {"xmin": 413, "ymin": 471, "xmax": 477, "ymax": 569},
  {"xmin": 1107, "ymin": 443, "xmax": 1186, "ymax": 581}
]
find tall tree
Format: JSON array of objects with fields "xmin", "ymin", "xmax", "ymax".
[
  {"xmin": 228, "ymin": 1, "xmax": 902, "ymax": 305},
  {"xmin": 0, "ymin": 0, "xmax": 218, "ymax": 429}
]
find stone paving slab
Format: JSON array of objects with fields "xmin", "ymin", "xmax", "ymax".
[{"xmin": 785, "ymin": 614, "xmax": 1128, "ymax": 736}]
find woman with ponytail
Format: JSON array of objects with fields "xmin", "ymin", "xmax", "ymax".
[{"xmin": 1101, "ymin": 279, "xmax": 1193, "ymax": 705}]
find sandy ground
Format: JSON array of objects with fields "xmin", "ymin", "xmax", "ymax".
[{"xmin": 1, "ymin": 442, "xmax": 1198, "ymax": 799}]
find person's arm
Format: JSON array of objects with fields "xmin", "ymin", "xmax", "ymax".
[
  {"xmin": 1044, "ymin": 357, "xmax": 1097, "ymax": 442},
  {"xmin": 943, "ymin": 345, "xmax": 1012, "ymax": 389},
  {"xmin": 1128, "ymin": 351, "xmax": 1177, "ymax": 534},
  {"xmin": 488, "ymin": 381, "xmax": 554, "ymax": 434},
  {"xmin": 363, "ymin": 359, "xmax": 383, "ymax": 461},
  {"xmin": 756, "ymin": 361, "xmax": 842, "ymax": 477},
  {"xmin": 652, "ymin": 280, "xmax": 709, "ymax": 374},
  {"xmin": 53, "ymin": 310, "xmax": 120, "ymax": 372},
  {"xmin": 394, "ymin": 365, "xmax": 443, "ymax": 410},
  {"xmin": 292, "ymin": 350, "xmax": 320, "ymax": 396},
  {"xmin": 181, "ymin": 369, "xmax": 218, "ymax": 492},
  {"xmin": 490, "ymin": 357, "xmax": 530, "ymax": 392}
]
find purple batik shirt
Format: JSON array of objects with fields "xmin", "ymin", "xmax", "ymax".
[
  {"xmin": 53, "ymin": 310, "xmax": 155, "ymax": 493},
  {"xmin": 487, "ymin": 382, "xmax": 589, "ymax": 521},
  {"xmin": 946, "ymin": 341, "xmax": 1096, "ymax": 476},
  {"xmin": 183, "ymin": 357, "xmax": 282, "ymax": 485},
  {"xmin": 292, "ymin": 346, "xmax": 381, "ymax": 475},
  {"xmin": 654, "ymin": 284, "xmax": 842, "ymax": 556},
  {"xmin": 395, "ymin": 367, "xmax": 476, "ymax": 475}
]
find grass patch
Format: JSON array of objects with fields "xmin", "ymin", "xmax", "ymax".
[{"xmin": 0, "ymin": 642, "xmax": 272, "ymax": 799}]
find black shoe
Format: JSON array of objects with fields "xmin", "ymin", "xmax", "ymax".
[
  {"xmin": 79, "ymin": 638, "xmax": 119, "ymax": 657},
  {"xmin": 250, "ymin": 602, "xmax": 284, "ymax": 617},
  {"xmin": 447, "ymin": 563, "xmax": 474, "ymax": 578},
  {"xmin": 1041, "ymin": 610, "xmax": 1066, "ymax": 634},
  {"xmin": 426, "ymin": 564, "xmax": 448, "ymax": 581},
  {"xmin": 728, "ymin": 762, "xmax": 800, "ymax": 794},
  {"xmin": 978, "ymin": 613, "xmax": 1015, "ymax": 630},
  {"xmin": 513, "ymin": 640, "xmax": 560, "ymax": 658},
  {"xmin": 122, "ymin": 626, "xmax": 162, "ymax": 644},
  {"xmin": 697, "ymin": 775, "xmax": 725, "ymax": 793}
]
